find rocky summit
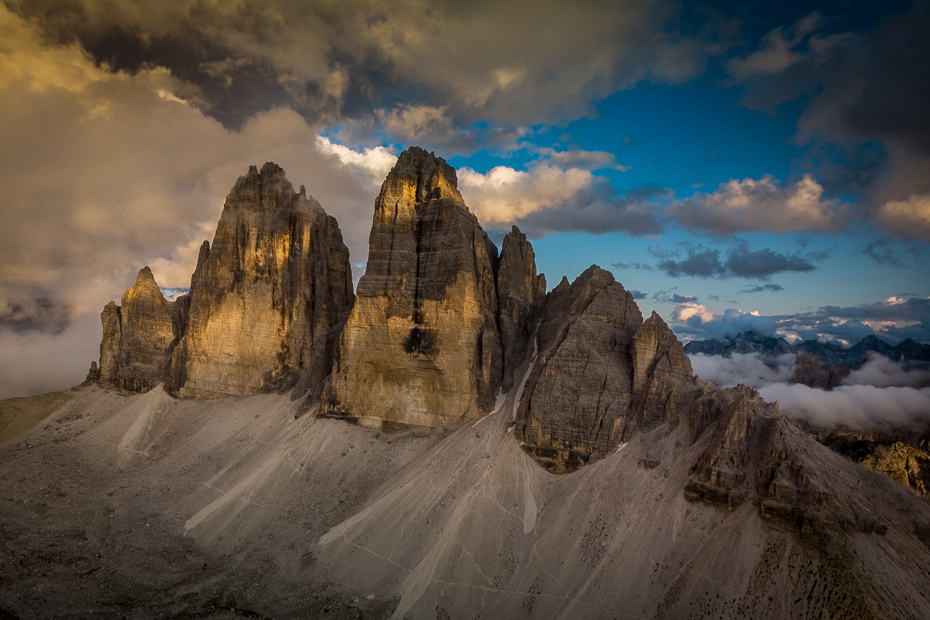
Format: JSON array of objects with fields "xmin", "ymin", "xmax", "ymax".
[
  {"xmin": 98, "ymin": 266, "xmax": 182, "ymax": 393},
  {"xmin": 97, "ymin": 162, "xmax": 354, "ymax": 400}
]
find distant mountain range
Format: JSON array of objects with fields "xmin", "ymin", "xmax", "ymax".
[{"xmin": 684, "ymin": 331, "xmax": 930, "ymax": 368}]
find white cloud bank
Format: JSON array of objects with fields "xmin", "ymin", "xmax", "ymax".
[{"xmin": 690, "ymin": 351, "xmax": 930, "ymax": 432}]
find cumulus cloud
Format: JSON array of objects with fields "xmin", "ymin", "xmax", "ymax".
[
  {"xmin": 669, "ymin": 174, "xmax": 843, "ymax": 235},
  {"xmin": 672, "ymin": 307, "xmax": 777, "ymax": 342},
  {"xmin": 655, "ymin": 243, "xmax": 820, "ymax": 280},
  {"xmin": 456, "ymin": 164, "xmax": 664, "ymax": 236},
  {"xmin": 315, "ymin": 135, "xmax": 397, "ymax": 190},
  {"xmin": 535, "ymin": 147, "xmax": 630, "ymax": 171},
  {"xmin": 458, "ymin": 164, "xmax": 594, "ymax": 223},
  {"xmin": 375, "ymin": 104, "xmax": 478, "ymax": 154},
  {"xmin": 876, "ymin": 194, "xmax": 930, "ymax": 240}
]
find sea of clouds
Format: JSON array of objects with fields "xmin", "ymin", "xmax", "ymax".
[{"xmin": 689, "ymin": 352, "xmax": 930, "ymax": 431}]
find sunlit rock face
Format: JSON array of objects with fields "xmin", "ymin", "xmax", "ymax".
[
  {"xmin": 97, "ymin": 163, "xmax": 354, "ymax": 399},
  {"xmin": 167, "ymin": 163, "xmax": 354, "ymax": 398},
  {"xmin": 514, "ymin": 266, "xmax": 693, "ymax": 473},
  {"xmin": 97, "ymin": 267, "xmax": 179, "ymax": 393},
  {"xmin": 323, "ymin": 147, "xmax": 503, "ymax": 428}
]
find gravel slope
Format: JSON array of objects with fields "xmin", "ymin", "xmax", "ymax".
[{"xmin": 1, "ymin": 384, "xmax": 929, "ymax": 619}]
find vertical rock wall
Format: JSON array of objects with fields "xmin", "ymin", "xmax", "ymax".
[
  {"xmin": 322, "ymin": 147, "xmax": 503, "ymax": 428},
  {"xmin": 97, "ymin": 163, "xmax": 353, "ymax": 400},
  {"xmin": 498, "ymin": 226, "xmax": 546, "ymax": 392}
]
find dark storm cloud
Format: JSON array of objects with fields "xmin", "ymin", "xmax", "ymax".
[
  {"xmin": 739, "ymin": 283, "xmax": 784, "ymax": 294},
  {"xmin": 658, "ymin": 249, "xmax": 724, "ymax": 278},
  {"xmin": 651, "ymin": 289, "xmax": 698, "ymax": 304},
  {"xmin": 7, "ymin": 0, "xmax": 730, "ymax": 132},
  {"xmin": 862, "ymin": 238, "xmax": 922, "ymax": 267},
  {"xmin": 611, "ymin": 261, "xmax": 654, "ymax": 271},
  {"xmin": 513, "ymin": 195, "xmax": 665, "ymax": 238},
  {"xmin": 655, "ymin": 243, "xmax": 819, "ymax": 280},
  {"xmin": 0, "ymin": 298, "xmax": 71, "ymax": 334},
  {"xmin": 724, "ymin": 245, "xmax": 815, "ymax": 278},
  {"xmin": 731, "ymin": 3, "xmax": 930, "ymax": 236}
]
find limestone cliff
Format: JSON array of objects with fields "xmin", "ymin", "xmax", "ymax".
[
  {"xmin": 514, "ymin": 266, "xmax": 693, "ymax": 473},
  {"xmin": 97, "ymin": 267, "xmax": 179, "ymax": 393},
  {"xmin": 322, "ymin": 147, "xmax": 502, "ymax": 428},
  {"xmin": 497, "ymin": 226, "xmax": 546, "ymax": 392},
  {"xmin": 96, "ymin": 163, "xmax": 353, "ymax": 399},
  {"xmin": 168, "ymin": 163, "xmax": 354, "ymax": 398}
]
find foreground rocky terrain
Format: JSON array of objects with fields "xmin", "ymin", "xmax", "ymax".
[
  {"xmin": 2, "ymin": 148, "xmax": 930, "ymax": 618},
  {"xmin": 2, "ymin": 380, "xmax": 930, "ymax": 619}
]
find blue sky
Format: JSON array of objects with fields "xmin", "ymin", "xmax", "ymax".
[{"xmin": 0, "ymin": 0, "xmax": 928, "ymax": 397}]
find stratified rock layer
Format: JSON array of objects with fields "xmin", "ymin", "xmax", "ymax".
[
  {"xmin": 97, "ymin": 163, "xmax": 353, "ymax": 399},
  {"xmin": 97, "ymin": 267, "xmax": 179, "ymax": 393},
  {"xmin": 323, "ymin": 147, "xmax": 502, "ymax": 428},
  {"xmin": 515, "ymin": 266, "xmax": 693, "ymax": 473}
]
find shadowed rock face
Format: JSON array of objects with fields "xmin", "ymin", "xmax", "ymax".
[
  {"xmin": 683, "ymin": 382, "xmax": 897, "ymax": 539},
  {"xmin": 789, "ymin": 352, "xmax": 851, "ymax": 390},
  {"xmin": 323, "ymin": 147, "xmax": 503, "ymax": 428},
  {"xmin": 97, "ymin": 163, "xmax": 354, "ymax": 399},
  {"xmin": 498, "ymin": 226, "xmax": 546, "ymax": 393},
  {"xmin": 515, "ymin": 266, "xmax": 693, "ymax": 473}
]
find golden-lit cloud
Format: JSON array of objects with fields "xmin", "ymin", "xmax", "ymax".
[
  {"xmin": 458, "ymin": 164, "xmax": 593, "ymax": 223},
  {"xmin": 877, "ymin": 194, "xmax": 930, "ymax": 240},
  {"xmin": 670, "ymin": 174, "xmax": 843, "ymax": 235}
]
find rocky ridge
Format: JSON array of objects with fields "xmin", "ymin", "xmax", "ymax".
[{"xmin": 685, "ymin": 329, "xmax": 930, "ymax": 368}]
